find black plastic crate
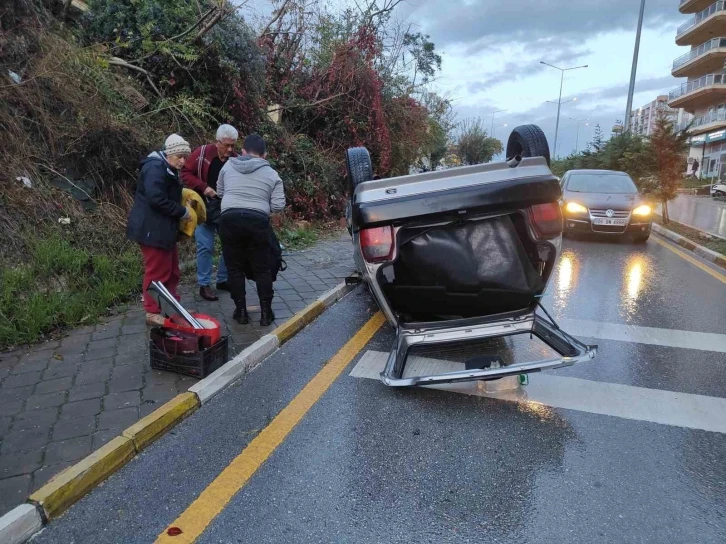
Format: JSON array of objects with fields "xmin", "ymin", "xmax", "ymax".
[{"xmin": 149, "ymin": 335, "xmax": 228, "ymax": 378}]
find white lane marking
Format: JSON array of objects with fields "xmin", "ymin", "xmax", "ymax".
[
  {"xmin": 351, "ymin": 351, "xmax": 726, "ymax": 434},
  {"xmin": 557, "ymin": 319, "xmax": 726, "ymax": 353}
]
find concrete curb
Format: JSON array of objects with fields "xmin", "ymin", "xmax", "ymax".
[
  {"xmin": 0, "ymin": 504, "xmax": 43, "ymax": 544},
  {"xmin": 190, "ymin": 281, "xmax": 355, "ymax": 404},
  {"xmin": 29, "ymin": 436, "xmax": 137, "ymax": 520},
  {"xmin": 189, "ymin": 335, "xmax": 279, "ymax": 404},
  {"xmin": 652, "ymin": 223, "xmax": 726, "ymax": 270},
  {"xmin": 1, "ymin": 281, "xmax": 356, "ymax": 542}
]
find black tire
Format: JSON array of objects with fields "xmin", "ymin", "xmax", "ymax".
[
  {"xmin": 506, "ymin": 124, "xmax": 551, "ymax": 166},
  {"xmin": 633, "ymin": 233, "xmax": 650, "ymax": 243},
  {"xmin": 715, "ymin": 191, "xmax": 726, "ymax": 197},
  {"xmin": 346, "ymin": 147, "xmax": 373, "ymax": 195}
]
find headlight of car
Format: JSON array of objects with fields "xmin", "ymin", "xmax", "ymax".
[
  {"xmin": 565, "ymin": 202, "xmax": 588, "ymax": 214},
  {"xmin": 632, "ymin": 205, "xmax": 651, "ymax": 216}
]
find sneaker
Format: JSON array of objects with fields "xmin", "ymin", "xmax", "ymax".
[
  {"xmin": 199, "ymin": 285, "xmax": 218, "ymax": 301},
  {"xmin": 216, "ymin": 281, "xmax": 230, "ymax": 292},
  {"xmin": 146, "ymin": 313, "xmax": 166, "ymax": 327}
]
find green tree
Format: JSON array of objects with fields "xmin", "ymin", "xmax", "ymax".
[
  {"xmin": 403, "ymin": 32, "xmax": 442, "ymax": 86},
  {"xmin": 419, "ymin": 91, "xmax": 454, "ymax": 169},
  {"xmin": 456, "ymin": 117, "xmax": 503, "ymax": 165},
  {"xmin": 621, "ymin": 113, "xmax": 689, "ymax": 223},
  {"xmin": 591, "ymin": 123, "xmax": 604, "ymax": 152}
]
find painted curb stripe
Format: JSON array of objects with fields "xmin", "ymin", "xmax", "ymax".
[
  {"xmin": 122, "ymin": 393, "xmax": 199, "ymax": 451},
  {"xmin": 272, "ymin": 300, "xmax": 326, "ymax": 344},
  {"xmin": 29, "ymin": 436, "xmax": 136, "ymax": 519},
  {"xmin": 2, "ymin": 281, "xmax": 356, "ymax": 539},
  {"xmin": 154, "ymin": 312, "xmax": 385, "ymax": 544}
]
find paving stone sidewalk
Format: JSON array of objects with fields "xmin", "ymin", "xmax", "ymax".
[{"xmin": 0, "ymin": 233, "xmax": 355, "ymax": 516}]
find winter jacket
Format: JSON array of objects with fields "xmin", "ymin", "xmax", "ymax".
[
  {"xmin": 180, "ymin": 144, "xmax": 238, "ymax": 195},
  {"xmin": 126, "ymin": 152, "xmax": 187, "ymax": 250},
  {"xmin": 218, "ymin": 156, "xmax": 286, "ymax": 216}
]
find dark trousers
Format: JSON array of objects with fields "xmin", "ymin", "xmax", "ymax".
[{"xmin": 219, "ymin": 210, "xmax": 273, "ymax": 306}]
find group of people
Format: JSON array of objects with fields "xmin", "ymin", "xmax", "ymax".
[{"xmin": 126, "ymin": 124, "xmax": 286, "ymax": 329}]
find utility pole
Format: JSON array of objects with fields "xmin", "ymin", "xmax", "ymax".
[
  {"xmin": 624, "ymin": 0, "xmax": 646, "ymax": 132},
  {"xmin": 541, "ymin": 62, "xmax": 588, "ymax": 158}
]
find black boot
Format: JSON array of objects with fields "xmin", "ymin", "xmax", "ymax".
[
  {"xmin": 260, "ymin": 300, "xmax": 275, "ymax": 327},
  {"xmin": 233, "ymin": 299, "xmax": 249, "ymax": 325}
]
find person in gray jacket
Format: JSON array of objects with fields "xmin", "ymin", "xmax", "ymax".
[{"xmin": 217, "ymin": 134, "xmax": 286, "ymax": 326}]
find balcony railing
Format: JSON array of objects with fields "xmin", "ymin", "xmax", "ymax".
[
  {"xmin": 673, "ymin": 37, "xmax": 726, "ymax": 69},
  {"xmin": 677, "ymin": 1, "xmax": 726, "ymax": 36},
  {"xmin": 669, "ymin": 72, "xmax": 726, "ymax": 100},
  {"xmin": 679, "ymin": 109, "xmax": 726, "ymax": 131}
]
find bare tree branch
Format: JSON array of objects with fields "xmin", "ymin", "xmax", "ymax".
[
  {"xmin": 108, "ymin": 57, "xmax": 163, "ymax": 97},
  {"xmin": 261, "ymin": 0, "xmax": 293, "ymax": 36}
]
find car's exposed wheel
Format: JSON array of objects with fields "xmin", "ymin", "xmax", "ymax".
[
  {"xmin": 633, "ymin": 232, "xmax": 650, "ymax": 243},
  {"xmin": 346, "ymin": 147, "xmax": 373, "ymax": 195},
  {"xmin": 715, "ymin": 190, "xmax": 726, "ymax": 197},
  {"xmin": 506, "ymin": 124, "xmax": 551, "ymax": 166}
]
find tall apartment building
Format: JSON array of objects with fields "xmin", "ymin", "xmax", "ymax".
[
  {"xmin": 629, "ymin": 95, "xmax": 692, "ymax": 137},
  {"xmin": 669, "ymin": 0, "xmax": 726, "ymax": 179}
]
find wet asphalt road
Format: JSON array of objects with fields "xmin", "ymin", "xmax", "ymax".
[{"xmin": 34, "ymin": 235, "xmax": 726, "ymax": 544}]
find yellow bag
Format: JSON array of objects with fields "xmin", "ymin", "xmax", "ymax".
[{"xmin": 179, "ymin": 188, "xmax": 207, "ymax": 238}]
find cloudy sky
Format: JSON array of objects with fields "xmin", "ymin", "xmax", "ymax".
[
  {"xmin": 246, "ymin": 0, "xmax": 688, "ymax": 158},
  {"xmin": 395, "ymin": 0, "xmax": 686, "ymax": 157}
]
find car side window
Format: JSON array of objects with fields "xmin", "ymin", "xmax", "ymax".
[{"xmin": 560, "ymin": 176, "xmax": 567, "ymax": 190}]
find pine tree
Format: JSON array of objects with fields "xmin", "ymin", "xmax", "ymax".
[{"xmin": 591, "ymin": 124, "xmax": 604, "ymax": 152}]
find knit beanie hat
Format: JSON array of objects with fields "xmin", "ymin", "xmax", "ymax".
[{"xmin": 164, "ymin": 134, "xmax": 191, "ymax": 156}]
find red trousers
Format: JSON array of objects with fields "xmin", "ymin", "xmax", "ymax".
[{"xmin": 140, "ymin": 244, "xmax": 180, "ymax": 314}]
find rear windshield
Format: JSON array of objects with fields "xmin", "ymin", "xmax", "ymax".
[{"xmin": 566, "ymin": 173, "xmax": 637, "ymax": 194}]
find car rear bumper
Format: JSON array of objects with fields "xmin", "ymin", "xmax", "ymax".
[{"xmin": 379, "ymin": 313, "xmax": 597, "ymax": 387}]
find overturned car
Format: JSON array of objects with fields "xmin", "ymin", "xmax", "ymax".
[{"xmin": 346, "ymin": 124, "xmax": 597, "ymax": 387}]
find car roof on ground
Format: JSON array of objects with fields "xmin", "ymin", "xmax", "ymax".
[{"xmin": 565, "ymin": 169, "xmax": 629, "ymax": 176}]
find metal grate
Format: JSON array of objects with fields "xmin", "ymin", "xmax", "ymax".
[{"xmin": 590, "ymin": 209, "xmax": 630, "ymax": 218}]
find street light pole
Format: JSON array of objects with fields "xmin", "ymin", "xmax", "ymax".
[
  {"xmin": 490, "ymin": 109, "xmax": 507, "ymax": 136},
  {"xmin": 624, "ymin": 0, "xmax": 646, "ymax": 132},
  {"xmin": 570, "ymin": 117, "xmax": 589, "ymax": 153},
  {"xmin": 541, "ymin": 61, "xmax": 588, "ymax": 159},
  {"xmin": 493, "ymin": 124, "xmax": 508, "ymax": 138}
]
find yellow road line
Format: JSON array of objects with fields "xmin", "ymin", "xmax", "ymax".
[
  {"xmin": 155, "ymin": 312, "xmax": 386, "ymax": 544},
  {"xmin": 653, "ymin": 236, "xmax": 726, "ymax": 284}
]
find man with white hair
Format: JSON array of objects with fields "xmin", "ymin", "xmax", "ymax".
[{"xmin": 182, "ymin": 124, "xmax": 239, "ymax": 301}]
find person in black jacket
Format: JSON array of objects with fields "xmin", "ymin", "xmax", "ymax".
[{"xmin": 126, "ymin": 134, "xmax": 192, "ymax": 326}]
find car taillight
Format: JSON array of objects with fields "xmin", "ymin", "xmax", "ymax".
[
  {"xmin": 530, "ymin": 202, "xmax": 563, "ymax": 239},
  {"xmin": 360, "ymin": 226, "xmax": 394, "ymax": 263}
]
